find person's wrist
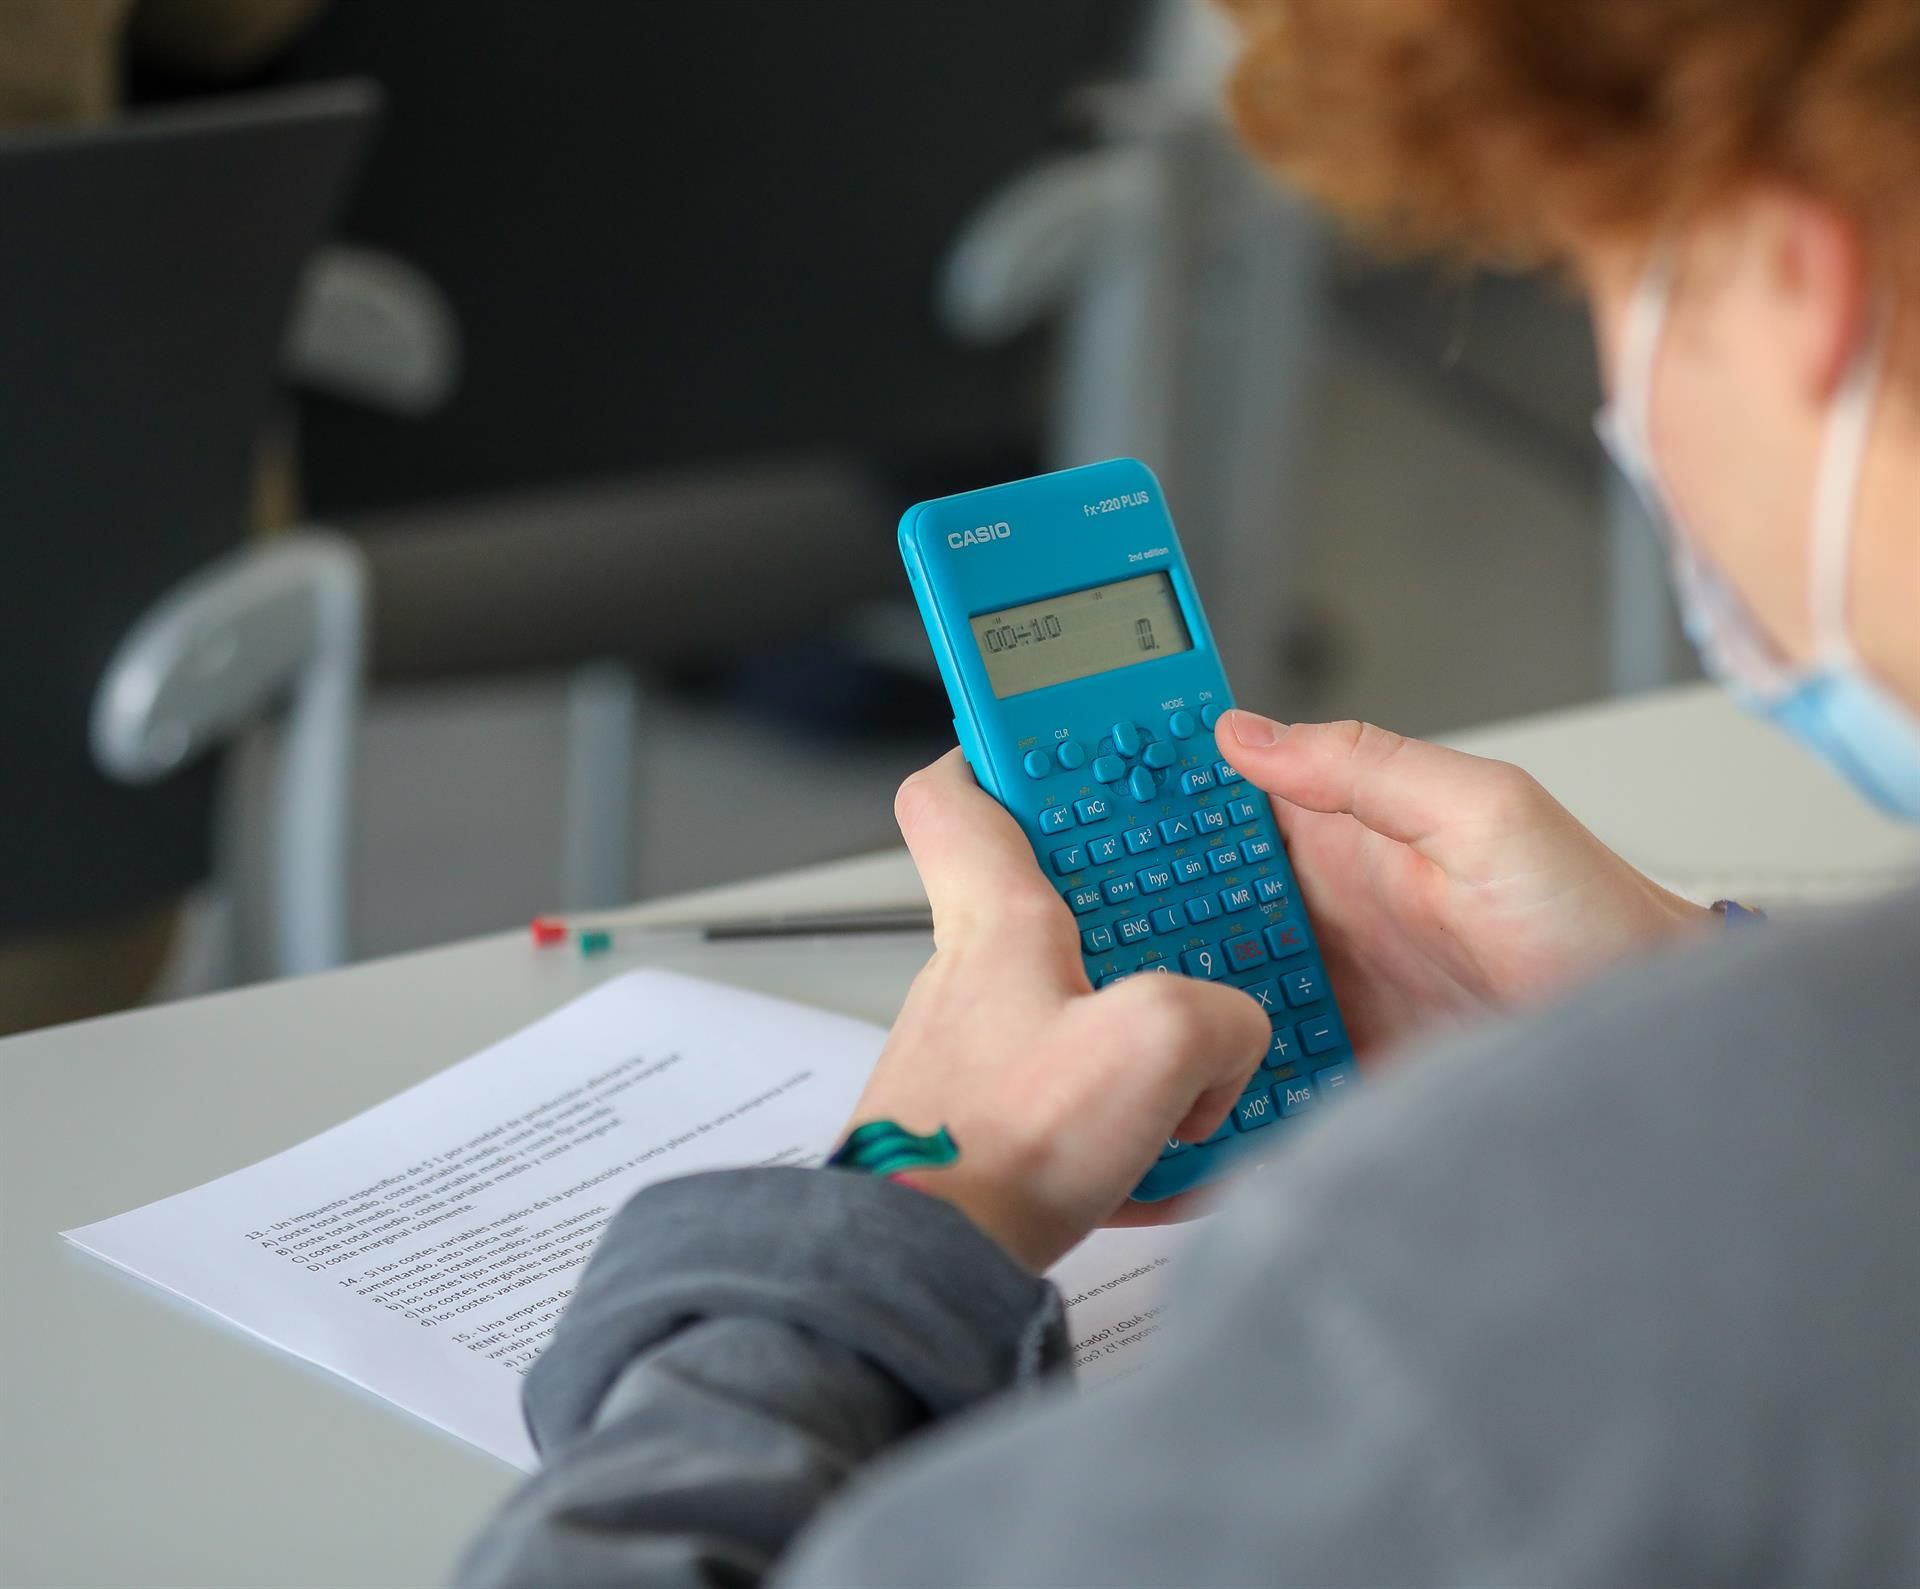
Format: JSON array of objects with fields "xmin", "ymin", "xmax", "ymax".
[
  {"xmin": 906, "ymin": 1164, "xmax": 1064, "ymax": 1274},
  {"xmin": 830, "ymin": 1110, "xmax": 1061, "ymax": 1272}
]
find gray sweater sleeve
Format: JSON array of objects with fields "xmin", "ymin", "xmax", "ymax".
[
  {"xmin": 457, "ymin": 885, "xmax": 1920, "ymax": 1589},
  {"xmin": 780, "ymin": 886, "xmax": 1920, "ymax": 1589},
  {"xmin": 450, "ymin": 1167, "xmax": 1067, "ymax": 1589}
]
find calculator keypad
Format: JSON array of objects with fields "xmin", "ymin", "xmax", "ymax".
[{"xmin": 1026, "ymin": 706, "xmax": 1358, "ymax": 1197}]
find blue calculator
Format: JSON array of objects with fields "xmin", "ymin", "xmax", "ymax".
[{"xmin": 899, "ymin": 457, "xmax": 1357, "ymax": 1201}]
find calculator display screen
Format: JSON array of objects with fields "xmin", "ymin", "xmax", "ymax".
[{"xmin": 969, "ymin": 572, "xmax": 1193, "ymax": 698}]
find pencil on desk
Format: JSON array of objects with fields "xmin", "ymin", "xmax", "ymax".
[{"xmin": 531, "ymin": 907, "xmax": 936, "ymax": 956}]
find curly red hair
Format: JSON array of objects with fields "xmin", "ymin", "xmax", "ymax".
[{"xmin": 1219, "ymin": 0, "xmax": 1920, "ymax": 287}]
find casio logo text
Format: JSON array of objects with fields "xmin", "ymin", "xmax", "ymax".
[{"xmin": 948, "ymin": 522, "xmax": 1011, "ymax": 549}]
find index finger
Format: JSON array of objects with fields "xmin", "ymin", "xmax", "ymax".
[{"xmin": 1218, "ymin": 713, "xmax": 1532, "ymax": 862}]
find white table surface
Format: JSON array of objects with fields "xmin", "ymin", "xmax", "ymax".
[{"xmin": 5, "ymin": 684, "xmax": 1916, "ymax": 1589}]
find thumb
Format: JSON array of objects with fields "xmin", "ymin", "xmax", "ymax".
[
  {"xmin": 893, "ymin": 749, "xmax": 1081, "ymax": 959},
  {"xmin": 1070, "ymin": 971, "xmax": 1269, "ymax": 1149},
  {"xmin": 1217, "ymin": 711, "xmax": 1539, "ymax": 866}
]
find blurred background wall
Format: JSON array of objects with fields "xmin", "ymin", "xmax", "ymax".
[{"xmin": 4, "ymin": 0, "xmax": 1694, "ymax": 1021}]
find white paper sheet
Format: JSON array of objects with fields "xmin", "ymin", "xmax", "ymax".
[{"xmin": 66, "ymin": 969, "xmax": 1196, "ymax": 1468}]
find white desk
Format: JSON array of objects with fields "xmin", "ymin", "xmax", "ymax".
[{"xmin": 5, "ymin": 685, "xmax": 1916, "ymax": 1589}]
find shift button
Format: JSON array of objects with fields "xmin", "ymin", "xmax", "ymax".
[{"xmin": 1023, "ymin": 749, "xmax": 1051, "ymax": 779}]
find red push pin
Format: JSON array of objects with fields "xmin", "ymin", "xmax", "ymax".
[{"xmin": 530, "ymin": 916, "xmax": 570, "ymax": 947}]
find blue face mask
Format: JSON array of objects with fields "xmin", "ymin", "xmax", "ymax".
[{"xmin": 1596, "ymin": 252, "xmax": 1920, "ymax": 822}]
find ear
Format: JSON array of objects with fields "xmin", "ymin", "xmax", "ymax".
[{"xmin": 1743, "ymin": 186, "xmax": 1873, "ymax": 402}]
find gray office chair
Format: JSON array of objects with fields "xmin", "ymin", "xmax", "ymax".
[
  {"xmin": 92, "ymin": 535, "xmax": 366, "ymax": 976},
  {"xmin": 0, "ymin": 84, "xmax": 376, "ymax": 997}
]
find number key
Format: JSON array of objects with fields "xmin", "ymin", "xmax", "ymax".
[{"xmin": 1180, "ymin": 945, "xmax": 1226, "ymax": 979}]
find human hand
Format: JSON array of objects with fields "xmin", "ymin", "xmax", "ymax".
[
  {"xmin": 845, "ymin": 750, "xmax": 1270, "ymax": 1272},
  {"xmin": 1216, "ymin": 712, "xmax": 1711, "ymax": 1057}
]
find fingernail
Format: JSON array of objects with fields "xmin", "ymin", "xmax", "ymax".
[{"xmin": 1227, "ymin": 709, "xmax": 1285, "ymax": 748}]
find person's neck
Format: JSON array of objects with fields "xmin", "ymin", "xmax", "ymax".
[{"xmin": 1853, "ymin": 337, "xmax": 1920, "ymax": 710}]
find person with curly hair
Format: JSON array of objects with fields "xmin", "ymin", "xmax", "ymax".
[{"xmin": 457, "ymin": 3, "xmax": 1920, "ymax": 1584}]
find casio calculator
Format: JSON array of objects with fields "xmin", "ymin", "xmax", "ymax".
[{"xmin": 899, "ymin": 457, "xmax": 1358, "ymax": 1201}]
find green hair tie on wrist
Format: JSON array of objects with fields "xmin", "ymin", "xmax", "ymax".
[{"xmin": 827, "ymin": 1120, "xmax": 960, "ymax": 1178}]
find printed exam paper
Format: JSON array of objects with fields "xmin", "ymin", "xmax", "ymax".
[{"xmin": 65, "ymin": 969, "xmax": 1200, "ymax": 1469}]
